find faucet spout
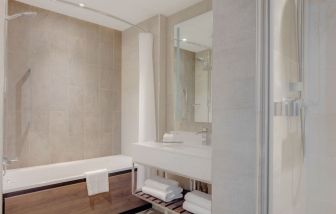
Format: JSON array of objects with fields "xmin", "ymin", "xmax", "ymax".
[{"xmin": 196, "ymin": 128, "xmax": 208, "ymax": 145}]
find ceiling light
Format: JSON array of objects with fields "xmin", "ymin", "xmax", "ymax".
[
  {"xmin": 182, "ymin": 38, "xmax": 188, "ymax": 42},
  {"xmin": 78, "ymin": 3, "xmax": 85, "ymax": 7}
]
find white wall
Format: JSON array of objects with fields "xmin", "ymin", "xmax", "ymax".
[
  {"xmin": 211, "ymin": 0, "xmax": 259, "ymax": 213},
  {"xmin": 303, "ymin": 1, "xmax": 336, "ymax": 213}
]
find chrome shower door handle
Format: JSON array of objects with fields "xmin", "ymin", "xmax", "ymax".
[{"xmin": 300, "ymin": 104, "xmax": 306, "ymax": 157}]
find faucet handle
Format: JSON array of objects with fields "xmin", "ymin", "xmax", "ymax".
[
  {"xmin": 196, "ymin": 128, "xmax": 208, "ymax": 134},
  {"xmin": 3, "ymin": 157, "xmax": 18, "ymax": 165}
]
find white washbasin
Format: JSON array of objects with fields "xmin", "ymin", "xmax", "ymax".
[
  {"xmin": 131, "ymin": 142, "xmax": 212, "ymax": 183},
  {"xmin": 146, "ymin": 142, "xmax": 211, "ymax": 158}
]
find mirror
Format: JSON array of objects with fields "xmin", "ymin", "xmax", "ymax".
[{"xmin": 174, "ymin": 11, "xmax": 213, "ymax": 123}]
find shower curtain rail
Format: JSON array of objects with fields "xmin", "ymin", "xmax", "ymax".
[{"xmin": 56, "ymin": 0, "xmax": 147, "ymax": 32}]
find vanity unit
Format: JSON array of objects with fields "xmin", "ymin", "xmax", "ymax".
[
  {"xmin": 131, "ymin": 4, "xmax": 213, "ymax": 213},
  {"xmin": 132, "ymin": 142, "xmax": 211, "ymax": 183},
  {"xmin": 131, "ymin": 141, "xmax": 211, "ymax": 213}
]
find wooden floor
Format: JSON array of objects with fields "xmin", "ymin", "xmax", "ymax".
[{"xmin": 4, "ymin": 172, "xmax": 148, "ymax": 214}]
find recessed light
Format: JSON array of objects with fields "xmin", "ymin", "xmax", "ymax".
[
  {"xmin": 182, "ymin": 38, "xmax": 188, "ymax": 42},
  {"xmin": 79, "ymin": 3, "xmax": 85, "ymax": 7}
]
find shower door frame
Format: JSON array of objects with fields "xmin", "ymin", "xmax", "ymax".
[
  {"xmin": 258, "ymin": 0, "xmax": 271, "ymax": 213},
  {"xmin": 260, "ymin": 0, "xmax": 306, "ymax": 213},
  {"xmin": 0, "ymin": 0, "xmax": 8, "ymax": 211}
]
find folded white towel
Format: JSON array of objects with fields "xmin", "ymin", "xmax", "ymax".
[
  {"xmin": 142, "ymin": 186, "xmax": 183, "ymax": 202},
  {"xmin": 163, "ymin": 133, "xmax": 174, "ymax": 141},
  {"xmin": 185, "ymin": 190, "xmax": 212, "ymax": 210},
  {"xmin": 85, "ymin": 169, "xmax": 109, "ymax": 196},
  {"xmin": 145, "ymin": 177, "xmax": 181, "ymax": 192},
  {"xmin": 183, "ymin": 201, "xmax": 211, "ymax": 214},
  {"xmin": 150, "ymin": 176, "xmax": 179, "ymax": 187}
]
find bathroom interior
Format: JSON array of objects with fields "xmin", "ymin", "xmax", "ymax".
[{"xmin": 0, "ymin": 0, "xmax": 335, "ymax": 213}]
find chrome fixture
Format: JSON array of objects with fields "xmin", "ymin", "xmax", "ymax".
[
  {"xmin": 6, "ymin": 12, "xmax": 37, "ymax": 21},
  {"xmin": 196, "ymin": 128, "xmax": 208, "ymax": 145},
  {"xmin": 55, "ymin": 0, "xmax": 147, "ymax": 32},
  {"xmin": 274, "ymin": 98, "xmax": 302, "ymax": 117},
  {"xmin": 196, "ymin": 51, "xmax": 212, "ymax": 71},
  {"xmin": 3, "ymin": 157, "xmax": 18, "ymax": 175}
]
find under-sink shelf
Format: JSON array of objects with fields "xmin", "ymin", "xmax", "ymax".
[{"xmin": 134, "ymin": 191, "xmax": 193, "ymax": 214}]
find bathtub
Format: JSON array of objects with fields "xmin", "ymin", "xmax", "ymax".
[
  {"xmin": 3, "ymin": 155, "xmax": 151, "ymax": 214},
  {"xmin": 3, "ymin": 155, "xmax": 135, "ymax": 194}
]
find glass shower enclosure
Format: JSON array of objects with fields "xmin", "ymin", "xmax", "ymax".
[{"xmin": 269, "ymin": 0, "xmax": 336, "ymax": 213}]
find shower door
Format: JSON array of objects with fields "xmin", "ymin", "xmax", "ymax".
[{"xmin": 269, "ymin": 0, "xmax": 336, "ymax": 214}]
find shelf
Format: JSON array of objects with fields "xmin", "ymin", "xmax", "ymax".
[{"xmin": 134, "ymin": 191, "xmax": 193, "ymax": 214}]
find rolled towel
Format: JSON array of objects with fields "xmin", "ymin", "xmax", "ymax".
[
  {"xmin": 183, "ymin": 201, "xmax": 211, "ymax": 214},
  {"xmin": 150, "ymin": 176, "xmax": 179, "ymax": 187},
  {"xmin": 185, "ymin": 190, "xmax": 211, "ymax": 210},
  {"xmin": 145, "ymin": 177, "xmax": 181, "ymax": 192},
  {"xmin": 142, "ymin": 186, "xmax": 183, "ymax": 202},
  {"xmin": 163, "ymin": 133, "xmax": 174, "ymax": 142},
  {"xmin": 162, "ymin": 133, "xmax": 182, "ymax": 143},
  {"xmin": 85, "ymin": 169, "xmax": 109, "ymax": 196}
]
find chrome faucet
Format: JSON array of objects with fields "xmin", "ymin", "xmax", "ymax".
[
  {"xmin": 196, "ymin": 128, "xmax": 208, "ymax": 145},
  {"xmin": 3, "ymin": 157, "xmax": 18, "ymax": 176}
]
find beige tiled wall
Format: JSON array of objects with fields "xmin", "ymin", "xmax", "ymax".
[
  {"xmin": 212, "ymin": 0, "xmax": 259, "ymax": 213},
  {"xmin": 5, "ymin": 1, "xmax": 121, "ymax": 168}
]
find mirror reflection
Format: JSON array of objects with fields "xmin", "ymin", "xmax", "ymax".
[{"xmin": 174, "ymin": 11, "xmax": 213, "ymax": 123}]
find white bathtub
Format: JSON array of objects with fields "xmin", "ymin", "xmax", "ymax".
[{"xmin": 3, "ymin": 155, "xmax": 134, "ymax": 194}]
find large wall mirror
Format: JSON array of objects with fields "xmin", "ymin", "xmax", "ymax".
[{"xmin": 174, "ymin": 11, "xmax": 213, "ymax": 124}]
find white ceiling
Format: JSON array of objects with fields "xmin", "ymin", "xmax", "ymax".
[
  {"xmin": 174, "ymin": 11, "xmax": 213, "ymax": 52},
  {"xmin": 16, "ymin": 0, "xmax": 204, "ymax": 31}
]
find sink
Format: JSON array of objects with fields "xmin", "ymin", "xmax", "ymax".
[{"xmin": 131, "ymin": 142, "xmax": 212, "ymax": 183}]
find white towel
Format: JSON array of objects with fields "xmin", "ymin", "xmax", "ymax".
[
  {"xmin": 136, "ymin": 165, "xmax": 152, "ymax": 190},
  {"xmin": 185, "ymin": 190, "xmax": 212, "ymax": 210},
  {"xmin": 183, "ymin": 201, "xmax": 211, "ymax": 214},
  {"xmin": 85, "ymin": 169, "xmax": 109, "ymax": 196},
  {"xmin": 162, "ymin": 133, "xmax": 182, "ymax": 143},
  {"xmin": 145, "ymin": 177, "xmax": 180, "ymax": 192},
  {"xmin": 150, "ymin": 176, "xmax": 179, "ymax": 187},
  {"xmin": 142, "ymin": 186, "xmax": 183, "ymax": 202}
]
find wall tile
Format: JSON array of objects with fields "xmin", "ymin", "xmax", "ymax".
[
  {"xmin": 6, "ymin": 1, "xmax": 121, "ymax": 168},
  {"xmin": 212, "ymin": 0, "xmax": 258, "ymax": 213}
]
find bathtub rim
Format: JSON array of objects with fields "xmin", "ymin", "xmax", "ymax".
[
  {"xmin": 2, "ymin": 169, "xmax": 152, "ymax": 214},
  {"xmin": 3, "ymin": 169, "xmax": 137, "ymax": 198},
  {"xmin": 3, "ymin": 155, "xmax": 137, "ymax": 194}
]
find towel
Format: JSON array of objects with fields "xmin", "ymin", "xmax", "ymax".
[
  {"xmin": 85, "ymin": 169, "xmax": 109, "ymax": 196},
  {"xmin": 142, "ymin": 186, "xmax": 183, "ymax": 202},
  {"xmin": 136, "ymin": 165, "xmax": 152, "ymax": 191},
  {"xmin": 183, "ymin": 201, "xmax": 211, "ymax": 214},
  {"xmin": 145, "ymin": 177, "xmax": 181, "ymax": 192},
  {"xmin": 163, "ymin": 133, "xmax": 175, "ymax": 142},
  {"xmin": 185, "ymin": 190, "xmax": 212, "ymax": 210},
  {"xmin": 150, "ymin": 176, "xmax": 179, "ymax": 187}
]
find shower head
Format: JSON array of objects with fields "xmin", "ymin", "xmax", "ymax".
[{"xmin": 6, "ymin": 12, "xmax": 37, "ymax": 21}]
